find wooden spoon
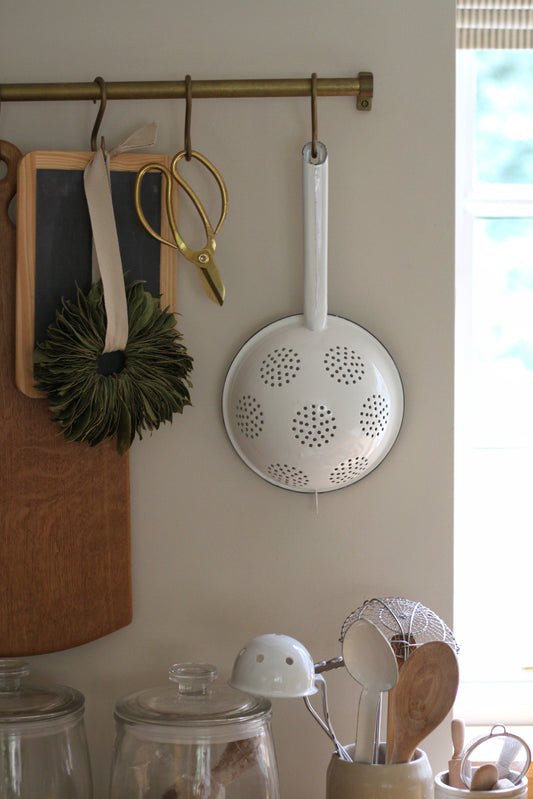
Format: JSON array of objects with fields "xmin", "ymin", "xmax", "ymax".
[
  {"xmin": 390, "ymin": 641, "xmax": 459, "ymax": 764},
  {"xmin": 471, "ymin": 764, "xmax": 498, "ymax": 791},
  {"xmin": 386, "ymin": 633, "xmax": 416, "ymax": 762}
]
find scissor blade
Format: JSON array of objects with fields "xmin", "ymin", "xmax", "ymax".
[{"xmin": 197, "ymin": 264, "xmax": 225, "ymax": 306}]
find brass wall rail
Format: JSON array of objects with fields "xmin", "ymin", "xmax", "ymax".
[{"xmin": 0, "ymin": 74, "xmax": 373, "ymax": 110}]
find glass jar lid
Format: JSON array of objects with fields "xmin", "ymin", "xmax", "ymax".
[
  {"xmin": 0, "ymin": 660, "xmax": 85, "ymax": 724},
  {"xmin": 114, "ymin": 662, "xmax": 271, "ymax": 728}
]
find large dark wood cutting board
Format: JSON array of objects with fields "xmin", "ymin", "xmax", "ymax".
[{"xmin": 0, "ymin": 140, "xmax": 132, "ymax": 656}]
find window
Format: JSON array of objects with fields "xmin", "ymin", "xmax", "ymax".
[{"xmin": 455, "ymin": 48, "xmax": 533, "ymax": 728}]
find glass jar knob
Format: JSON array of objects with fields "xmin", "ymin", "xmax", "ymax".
[
  {"xmin": 0, "ymin": 659, "xmax": 30, "ymax": 692},
  {"xmin": 168, "ymin": 663, "xmax": 217, "ymax": 696}
]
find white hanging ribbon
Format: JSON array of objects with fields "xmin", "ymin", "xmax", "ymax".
[{"xmin": 83, "ymin": 123, "xmax": 158, "ymax": 353}]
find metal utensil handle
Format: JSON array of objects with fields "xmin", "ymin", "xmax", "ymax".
[
  {"xmin": 315, "ymin": 656, "xmax": 344, "ymax": 674},
  {"xmin": 303, "ymin": 676, "xmax": 352, "ymax": 761},
  {"xmin": 302, "ymin": 141, "xmax": 328, "ymax": 332}
]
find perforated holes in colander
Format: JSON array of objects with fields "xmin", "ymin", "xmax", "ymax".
[
  {"xmin": 360, "ymin": 394, "xmax": 390, "ymax": 437},
  {"xmin": 292, "ymin": 404, "xmax": 336, "ymax": 448},
  {"xmin": 267, "ymin": 463, "xmax": 310, "ymax": 489},
  {"xmin": 324, "ymin": 346, "xmax": 365, "ymax": 384},
  {"xmin": 235, "ymin": 395, "xmax": 264, "ymax": 439},
  {"xmin": 260, "ymin": 347, "xmax": 301, "ymax": 388},
  {"xmin": 329, "ymin": 456, "xmax": 370, "ymax": 486}
]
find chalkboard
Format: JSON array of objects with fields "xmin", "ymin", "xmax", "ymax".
[{"xmin": 16, "ymin": 151, "xmax": 176, "ymax": 398}]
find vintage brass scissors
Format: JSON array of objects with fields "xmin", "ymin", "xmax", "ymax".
[{"xmin": 134, "ymin": 149, "xmax": 227, "ymax": 306}]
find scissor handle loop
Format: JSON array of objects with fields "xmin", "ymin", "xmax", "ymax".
[
  {"xmin": 134, "ymin": 150, "xmax": 227, "ymax": 259},
  {"xmin": 134, "ymin": 162, "xmax": 183, "ymax": 252},
  {"xmin": 171, "ymin": 149, "xmax": 228, "ymax": 236}
]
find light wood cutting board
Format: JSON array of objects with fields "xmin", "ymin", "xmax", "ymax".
[{"xmin": 0, "ymin": 140, "xmax": 132, "ymax": 656}]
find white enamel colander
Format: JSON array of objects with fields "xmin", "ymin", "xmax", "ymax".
[{"xmin": 222, "ymin": 142, "xmax": 404, "ymax": 493}]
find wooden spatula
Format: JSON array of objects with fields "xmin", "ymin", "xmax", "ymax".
[{"xmin": 390, "ymin": 641, "xmax": 459, "ymax": 764}]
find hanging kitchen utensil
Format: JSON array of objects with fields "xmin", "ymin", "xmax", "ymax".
[
  {"xmin": 390, "ymin": 641, "xmax": 459, "ymax": 764},
  {"xmin": 0, "ymin": 140, "xmax": 131, "ymax": 656},
  {"xmin": 222, "ymin": 141, "xmax": 404, "ymax": 493},
  {"xmin": 135, "ymin": 148, "xmax": 227, "ymax": 305},
  {"xmin": 134, "ymin": 74, "xmax": 228, "ymax": 306}
]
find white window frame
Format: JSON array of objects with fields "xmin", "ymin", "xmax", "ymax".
[{"xmin": 454, "ymin": 49, "xmax": 533, "ymax": 727}]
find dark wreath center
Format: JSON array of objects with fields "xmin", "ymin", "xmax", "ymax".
[{"xmin": 97, "ymin": 350, "xmax": 126, "ymax": 375}]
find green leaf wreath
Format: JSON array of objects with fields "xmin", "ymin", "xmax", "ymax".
[{"xmin": 34, "ymin": 280, "xmax": 193, "ymax": 455}]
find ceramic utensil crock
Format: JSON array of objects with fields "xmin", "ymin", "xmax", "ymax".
[{"xmin": 327, "ymin": 744, "xmax": 433, "ymax": 799}]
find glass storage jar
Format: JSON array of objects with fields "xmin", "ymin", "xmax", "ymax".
[
  {"xmin": 109, "ymin": 662, "xmax": 279, "ymax": 799},
  {"xmin": 0, "ymin": 659, "xmax": 93, "ymax": 798}
]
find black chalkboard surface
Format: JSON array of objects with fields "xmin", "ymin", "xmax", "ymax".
[
  {"xmin": 34, "ymin": 168, "xmax": 162, "ymax": 344},
  {"xmin": 16, "ymin": 150, "xmax": 176, "ymax": 398}
]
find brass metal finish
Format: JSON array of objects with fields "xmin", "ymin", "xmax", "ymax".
[
  {"xmin": 356, "ymin": 71, "xmax": 373, "ymax": 110},
  {"xmin": 0, "ymin": 74, "xmax": 373, "ymax": 106},
  {"xmin": 311, "ymin": 73, "xmax": 318, "ymax": 157},
  {"xmin": 135, "ymin": 149, "xmax": 228, "ymax": 306},
  {"xmin": 90, "ymin": 76, "xmax": 107, "ymax": 151},
  {"xmin": 184, "ymin": 75, "xmax": 192, "ymax": 160}
]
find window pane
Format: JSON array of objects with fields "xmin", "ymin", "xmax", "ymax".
[
  {"xmin": 471, "ymin": 217, "xmax": 533, "ymax": 447},
  {"xmin": 456, "ymin": 50, "xmax": 533, "ymax": 718},
  {"xmin": 461, "ymin": 215, "xmax": 533, "ymax": 684},
  {"xmin": 475, "ymin": 51, "xmax": 533, "ymax": 184}
]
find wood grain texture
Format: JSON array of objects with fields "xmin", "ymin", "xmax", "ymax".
[
  {"xmin": 0, "ymin": 140, "xmax": 132, "ymax": 656},
  {"xmin": 16, "ymin": 150, "xmax": 176, "ymax": 397},
  {"xmin": 390, "ymin": 641, "xmax": 459, "ymax": 764}
]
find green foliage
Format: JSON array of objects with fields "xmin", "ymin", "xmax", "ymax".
[{"xmin": 34, "ymin": 281, "xmax": 193, "ymax": 455}]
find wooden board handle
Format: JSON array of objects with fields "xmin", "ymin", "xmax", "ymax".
[{"xmin": 0, "ymin": 140, "xmax": 21, "ymax": 213}]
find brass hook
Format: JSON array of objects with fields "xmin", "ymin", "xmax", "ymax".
[
  {"xmin": 311, "ymin": 73, "xmax": 318, "ymax": 159},
  {"xmin": 91, "ymin": 76, "xmax": 107, "ymax": 152},
  {"xmin": 184, "ymin": 74, "xmax": 192, "ymax": 161}
]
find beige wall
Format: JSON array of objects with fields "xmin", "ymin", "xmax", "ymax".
[{"xmin": 1, "ymin": 1, "xmax": 455, "ymax": 796}]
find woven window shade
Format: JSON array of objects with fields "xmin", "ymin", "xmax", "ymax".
[{"xmin": 457, "ymin": 1, "xmax": 533, "ymax": 47}]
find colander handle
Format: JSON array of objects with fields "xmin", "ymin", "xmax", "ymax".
[{"xmin": 302, "ymin": 141, "xmax": 328, "ymax": 332}]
